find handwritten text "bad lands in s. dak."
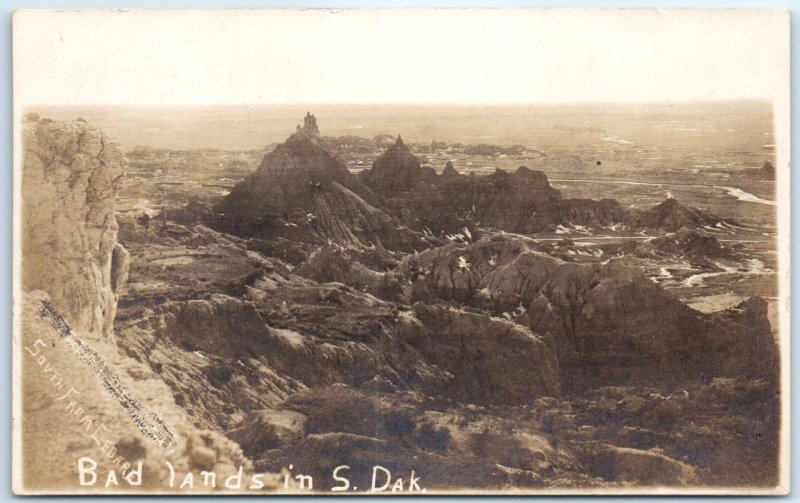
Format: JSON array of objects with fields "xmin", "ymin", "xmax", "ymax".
[{"xmin": 77, "ymin": 457, "xmax": 427, "ymax": 493}]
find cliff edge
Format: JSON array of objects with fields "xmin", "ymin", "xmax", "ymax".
[{"xmin": 21, "ymin": 116, "xmax": 128, "ymax": 340}]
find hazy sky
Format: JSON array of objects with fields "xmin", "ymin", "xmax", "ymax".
[{"xmin": 14, "ymin": 9, "xmax": 788, "ymax": 106}]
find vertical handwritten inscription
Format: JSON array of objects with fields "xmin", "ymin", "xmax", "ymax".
[{"xmin": 39, "ymin": 300, "xmax": 176, "ymax": 449}]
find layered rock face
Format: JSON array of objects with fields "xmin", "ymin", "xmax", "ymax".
[
  {"xmin": 21, "ymin": 116, "xmax": 128, "ymax": 339},
  {"xmin": 213, "ymin": 114, "xmax": 426, "ymax": 251},
  {"xmin": 400, "ymin": 237, "xmax": 778, "ymax": 389},
  {"xmin": 19, "ymin": 119, "xmax": 271, "ymax": 493}
]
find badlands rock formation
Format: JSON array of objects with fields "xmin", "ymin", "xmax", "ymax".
[
  {"xmin": 400, "ymin": 236, "xmax": 777, "ymax": 389},
  {"xmin": 630, "ymin": 197, "xmax": 736, "ymax": 232},
  {"xmin": 21, "ymin": 114, "xmax": 778, "ymax": 491},
  {"xmin": 115, "ymin": 214, "xmax": 561, "ymax": 430},
  {"xmin": 213, "ymin": 114, "xmax": 426, "ymax": 251},
  {"xmin": 359, "ymin": 135, "xmax": 437, "ymax": 198},
  {"xmin": 21, "ymin": 116, "xmax": 128, "ymax": 339}
]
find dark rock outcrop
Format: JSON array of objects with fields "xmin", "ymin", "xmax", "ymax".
[
  {"xmin": 705, "ymin": 297, "xmax": 779, "ymax": 380},
  {"xmin": 360, "ymin": 136, "xmax": 437, "ymax": 198},
  {"xmin": 309, "ymin": 180, "xmax": 427, "ymax": 251},
  {"xmin": 442, "ymin": 161, "xmax": 461, "ymax": 179},
  {"xmin": 157, "ymin": 196, "xmax": 215, "ymax": 225},
  {"xmin": 637, "ymin": 230, "xmax": 733, "ymax": 260},
  {"xmin": 760, "ymin": 160, "xmax": 775, "ymax": 179},
  {"xmin": 571, "ymin": 443, "xmax": 699, "ymax": 485},
  {"xmin": 741, "ymin": 160, "xmax": 776, "ymax": 181},
  {"xmin": 117, "ymin": 295, "xmax": 303, "ymax": 428},
  {"xmin": 532, "ymin": 198, "xmax": 627, "ymax": 231},
  {"xmin": 300, "ymin": 111, "xmax": 319, "ymax": 136},
  {"xmin": 228, "ymin": 409, "xmax": 307, "ymax": 455},
  {"xmin": 631, "ymin": 198, "xmax": 735, "ymax": 232},
  {"xmin": 460, "ymin": 167, "xmax": 561, "ymax": 231},
  {"xmin": 402, "ymin": 303, "xmax": 561, "ymax": 402},
  {"xmin": 383, "ymin": 180, "xmax": 467, "ymax": 235}
]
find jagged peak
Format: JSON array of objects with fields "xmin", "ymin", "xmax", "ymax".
[
  {"xmin": 286, "ymin": 113, "xmax": 326, "ymax": 149},
  {"xmin": 377, "ymin": 134, "xmax": 412, "ymax": 157},
  {"xmin": 442, "ymin": 161, "xmax": 460, "ymax": 177},
  {"xmin": 295, "ymin": 112, "xmax": 320, "ymax": 138}
]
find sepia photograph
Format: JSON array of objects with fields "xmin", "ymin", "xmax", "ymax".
[{"xmin": 12, "ymin": 8, "xmax": 790, "ymax": 495}]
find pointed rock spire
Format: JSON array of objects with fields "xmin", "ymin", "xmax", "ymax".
[
  {"xmin": 442, "ymin": 161, "xmax": 460, "ymax": 178},
  {"xmin": 302, "ymin": 112, "xmax": 320, "ymax": 137}
]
